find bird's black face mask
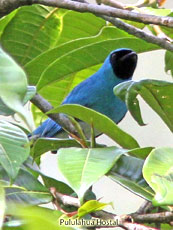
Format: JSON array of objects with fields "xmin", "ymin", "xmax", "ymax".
[{"xmin": 110, "ymin": 49, "xmax": 138, "ymax": 80}]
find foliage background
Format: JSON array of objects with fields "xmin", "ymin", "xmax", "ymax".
[{"xmin": 0, "ymin": 0, "xmax": 173, "ymax": 229}]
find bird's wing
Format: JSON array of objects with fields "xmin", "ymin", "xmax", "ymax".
[{"xmin": 32, "ymin": 74, "xmax": 98, "ymax": 137}]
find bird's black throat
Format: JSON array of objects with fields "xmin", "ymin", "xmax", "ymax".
[{"xmin": 110, "ymin": 49, "xmax": 138, "ymax": 80}]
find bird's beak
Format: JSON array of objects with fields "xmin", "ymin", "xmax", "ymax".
[{"xmin": 119, "ymin": 51, "xmax": 137, "ymax": 63}]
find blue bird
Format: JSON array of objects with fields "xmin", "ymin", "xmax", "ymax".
[{"xmin": 32, "ymin": 48, "xmax": 137, "ymax": 138}]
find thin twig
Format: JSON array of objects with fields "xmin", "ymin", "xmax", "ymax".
[{"xmin": 153, "ymin": 25, "xmax": 173, "ymax": 42}]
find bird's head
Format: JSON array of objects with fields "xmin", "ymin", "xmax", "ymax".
[{"xmin": 110, "ymin": 48, "xmax": 137, "ymax": 80}]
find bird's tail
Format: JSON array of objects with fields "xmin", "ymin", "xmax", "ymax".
[{"xmin": 30, "ymin": 118, "xmax": 62, "ymax": 138}]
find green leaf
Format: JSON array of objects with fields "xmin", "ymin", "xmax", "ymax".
[
  {"xmin": 0, "ymin": 48, "xmax": 32, "ymax": 130},
  {"xmin": 57, "ymin": 10, "xmax": 105, "ymax": 45},
  {"xmin": 0, "ymin": 121, "xmax": 30, "ymax": 181},
  {"xmin": 49, "ymin": 104, "xmax": 139, "ymax": 149},
  {"xmin": 142, "ymin": 7, "xmax": 172, "ymax": 16},
  {"xmin": 41, "ymin": 174, "xmax": 74, "ymax": 195},
  {"xmin": 1, "ymin": 7, "xmax": 105, "ymax": 68},
  {"xmin": 0, "ymin": 86, "xmax": 36, "ymax": 116},
  {"xmin": 165, "ymin": 51, "xmax": 173, "ymax": 77},
  {"xmin": 6, "ymin": 205, "xmax": 73, "ymax": 230},
  {"xmin": 78, "ymin": 200, "xmax": 110, "ymax": 218},
  {"xmin": 31, "ymin": 137, "xmax": 104, "ymax": 159},
  {"xmin": 58, "ymin": 147, "xmax": 124, "ymax": 200},
  {"xmin": 25, "ymin": 27, "xmax": 126, "ymax": 85},
  {"xmin": 128, "ymin": 147, "xmax": 153, "ymax": 159},
  {"xmin": 161, "ymin": 224, "xmax": 173, "ymax": 230},
  {"xmin": 0, "ymin": 186, "xmax": 5, "ymax": 230},
  {"xmin": 23, "ymin": 86, "xmax": 36, "ymax": 103},
  {"xmin": 114, "ymin": 80, "xmax": 173, "ymax": 132},
  {"xmin": 0, "ymin": 167, "xmax": 52, "ymax": 205},
  {"xmin": 143, "ymin": 147, "xmax": 173, "ymax": 206},
  {"xmin": 1, "ymin": 5, "xmax": 61, "ymax": 66},
  {"xmin": 17, "ymin": 207, "xmax": 60, "ymax": 230},
  {"xmin": 108, "ymin": 155, "xmax": 154, "ymax": 200},
  {"xmin": 31, "ymin": 104, "xmax": 47, "ymax": 127},
  {"xmin": 0, "ymin": 10, "xmax": 18, "ymax": 37},
  {"xmin": 32, "ymin": 138, "xmax": 81, "ymax": 159},
  {"xmin": 22, "ymin": 156, "xmax": 40, "ymax": 178},
  {"xmin": 34, "ymin": 26, "xmax": 158, "ymax": 90}
]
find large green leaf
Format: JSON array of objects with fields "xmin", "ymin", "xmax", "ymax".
[
  {"xmin": 31, "ymin": 137, "xmax": 104, "ymax": 159},
  {"xmin": 114, "ymin": 80, "xmax": 173, "ymax": 132},
  {"xmin": 1, "ymin": 7, "xmax": 105, "ymax": 68},
  {"xmin": 1, "ymin": 5, "xmax": 61, "ymax": 66},
  {"xmin": 5, "ymin": 205, "xmax": 74, "ymax": 230},
  {"xmin": 108, "ymin": 155, "xmax": 154, "ymax": 200},
  {"xmin": 32, "ymin": 138, "xmax": 82, "ymax": 159},
  {"xmin": 58, "ymin": 147, "xmax": 124, "ymax": 200},
  {"xmin": 49, "ymin": 104, "xmax": 139, "ymax": 149},
  {"xmin": 0, "ymin": 48, "xmax": 32, "ymax": 129},
  {"xmin": 165, "ymin": 51, "xmax": 173, "ymax": 77},
  {"xmin": 143, "ymin": 147, "xmax": 173, "ymax": 206},
  {"xmin": 0, "ymin": 121, "xmax": 30, "ymax": 182},
  {"xmin": 34, "ymin": 27, "xmax": 158, "ymax": 90},
  {"xmin": 25, "ymin": 27, "xmax": 127, "ymax": 85},
  {"xmin": 0, "ymin": 167, "xmax": 52, "ymax": 205}
]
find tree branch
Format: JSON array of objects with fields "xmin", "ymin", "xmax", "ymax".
[
  {"xmin": 135, "ymin": 200, "xmax": 153, "ymax": 215},
  {"xmin": 103, "ymin": 15, "xmax": 173, "ymax": 52},
  {"xmin": 73, "ymin": 0, "xmax": 173, "ymax": 51},
  {"xmin": 49, "ymin": 187, "xmax": 158, "ymax": 230},
  {"xmin": 1, "ymin": 0, "xmax": 173, "ymax": 52},
  {"xmin": 0, "ymin": 0, "xmax": 173, "ymax": 28},
  {"xmin": 131, "ymin": 212, "xmax": 173, "ymax": 224},
  {"xmin": 50, "ymin": 186, "xmax": 173, "ymax": 226}
]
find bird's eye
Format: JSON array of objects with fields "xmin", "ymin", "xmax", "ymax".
[{"xmin": 110, "ymin": 49, "xmax": 138, "ymax": 79}]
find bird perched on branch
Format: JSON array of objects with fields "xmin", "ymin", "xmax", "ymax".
[{"xmin": 31, "ymin": 48, "xmax": 137, "ymax": 138}]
